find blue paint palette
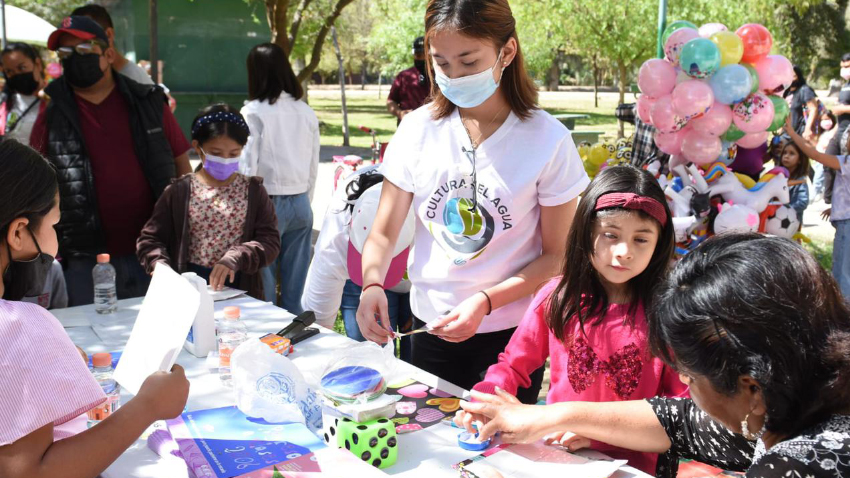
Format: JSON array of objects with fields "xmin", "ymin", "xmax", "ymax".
[
  {"xmin": 457, "ymin": 431, "xmax": 491, "ymax": 451},
  {"xmin": 320, "ymin": 366, "xmax": 386, "ymax": 403}
]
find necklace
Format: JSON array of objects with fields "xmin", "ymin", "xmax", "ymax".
[{"xmin": 460, "ymin": 104, "xmax": 508, "ymax": 149}]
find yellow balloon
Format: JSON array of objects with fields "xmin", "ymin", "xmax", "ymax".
[
  {"xmin": 589, "ymin": 146, "xmax": 608, "ymax": 166},
  {"xmin": 710, "ymin": 31, "xmax": 744, "ymax": 66}
]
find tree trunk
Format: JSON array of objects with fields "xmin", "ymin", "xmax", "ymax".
[
  {"xmin": 378, "ymin": 72, "xmax": 382, "ymax": 98},
  {"xmin": 547, "ymin": 51, "xmax": 560, "ymax": 92},
  {"xmin": 296, "ymin": 0, "xmax": 357, "ymax": 83},
  {"xmin": 592, "ymin": 55, "xmax": 599, "ymax": 108},
  {"xmin": 361, "ymin": 62, "xmax": 368, "ymax": 90},
  {"xmin": 617, "ymin": 60, "xmax": 627, "ymax": 139},
  {"xmin": 295, "ymin": 57, "xmax": 309, "ymax": 104},
  {"xmin": 332, "ymin": 27, "xmax": 349, "ymax": 147},
  {"xmin": 265, "ymin": 0, "xmax": 291, "ymax": 53}
]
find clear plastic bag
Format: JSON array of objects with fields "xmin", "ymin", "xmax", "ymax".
[
  {"xmin": 314, "ymin": 341, "xmax": 398, "ymax": 406},
  {"xmin": 230, "ymin": 339, "xmax": 323, "ymax": 431}
]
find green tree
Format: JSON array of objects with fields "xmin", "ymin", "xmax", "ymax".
[
  {"xmin": 367, "ymin": 0, "xmax": 426, "ymax": 78},
  {"xmin": 247, "ymin": 0, "xmax": 358, "ymax": 82},
  {"xmin": 6, "ymin": 0, "xmax": 80, "ymax": 25}
]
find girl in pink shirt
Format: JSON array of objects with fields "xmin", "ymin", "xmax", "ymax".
[{"xmin": 459, "ymin": 165, "xmax": 688, "ymax": 475}]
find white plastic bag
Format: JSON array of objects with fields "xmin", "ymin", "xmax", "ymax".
[{"xmin": 231, "ymin": 339, "xmax": 323, "ymax": 431}]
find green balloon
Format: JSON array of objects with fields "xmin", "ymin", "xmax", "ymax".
[
  {"xmin": 680, "ymin": 38, "xmax": 721, "ymax": 79},
  {"xmin": 768, "ymin": 95, "xmax": 789, "ymax": 132},
  {"xmin": 662, "ymin": 20, "xmax": 699, "ymax": 46},
  {"xmin": 722, "ymin": 123, "xmax": 746, "ymax": 142},
  {"xmin": 743, "ymin": 64, "xmax": 760, "ymax": 94}
]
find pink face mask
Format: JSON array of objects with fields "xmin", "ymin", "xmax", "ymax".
[
  {"xmin": 821, "ymin": 119, "xmax": 834, "ymax": 131},
  {"xmin": 841, "ymin": 67, "xmax": 850, "ymax": 81}
]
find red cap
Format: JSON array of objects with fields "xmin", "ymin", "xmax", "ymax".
[
  {"xmin": 92, "ymin": 352, "xmax": 112, "ymax": 367},
  {"xmin": 97, "ymin": 253, "xmax": 110, "ymax": 263},
  {"xmin": 223, "ymin": 306, "xmax": 241, "ymax": 320},
  {"xmin": 47, "ymin": 16, "xmax": 109, "ymax": 51}
]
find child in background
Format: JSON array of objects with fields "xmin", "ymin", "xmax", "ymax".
[
  {"xmin": 456, "ymin": 165, "xmax": 688, "ymax": 476},
  {"xmin": 784, "ymin": 117, "xmax": 850, "ymax": 298},
  {"xmin": 780, "ymin": 141, "xmax": 810, "ymax": 224},
  {"xmin": 137, "ymin": 104, "xmax": 280, "ymax": 300}
]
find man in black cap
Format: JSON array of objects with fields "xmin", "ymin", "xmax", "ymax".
[
  {"xmin": 386, "ymin": 36, "xmax": 430, "ymax": 123},
  {"xmin": 29, "ymin": 16, "xmax": 192, "ymax": 306}
]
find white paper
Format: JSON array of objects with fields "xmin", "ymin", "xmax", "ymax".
[
  {"xmin": 114, "ymin": 263, "xmax": 200, "ymax": 395},
  {"xmin": 463, "ymin": 441, "xmax": 626, "ymax": 478},
  {"xmin": 208, "ymin": 286, "xmax": 246, "ymax": 302}
]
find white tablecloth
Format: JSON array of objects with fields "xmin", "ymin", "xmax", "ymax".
[{"xmin": 54, "ymin": 296, "xmax": 650, "ymax": 478}]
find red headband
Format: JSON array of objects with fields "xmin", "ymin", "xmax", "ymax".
[{"xmin": 595, "ymin": 192, "xmax": 668, "ymax": 226}]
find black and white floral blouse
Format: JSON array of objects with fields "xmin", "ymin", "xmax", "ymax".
[{"xmin": 648, "ymin": 397, "xmax": 850, "ymax": 478}]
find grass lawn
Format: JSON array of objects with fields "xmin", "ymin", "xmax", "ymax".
[
  {"xmin": 309, "ymin": 89, "xmax": 630, "ymax": 149},
  {"xmin": 804, "ymin": 236, "xmax": 834, "ymax": 271}
]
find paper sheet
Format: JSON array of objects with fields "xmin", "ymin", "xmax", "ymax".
[
  {"xmin": 114, "ymin": 263, "xmax": 200, "ymax": 395},
  {"xmin": 208, "ymin": 286, "xmax": 246, "ymax": 302},
  {"xmin": 457, "ymin": 440, "xmax": 626, "ymax": 478}
]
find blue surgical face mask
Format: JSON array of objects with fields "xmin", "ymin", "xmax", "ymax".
[
  {"xmin": 201, "ymin": 148, "xmax": 239, "ymax": 181},
  {"xmin": 434, "ymin": 51, "xmax": 504, "ymax": 108}
]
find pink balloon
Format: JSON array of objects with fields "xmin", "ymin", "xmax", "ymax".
[
  {"xmin": 690, "ymin": 102, "xmax": 733, "ymax": 136},
  {"xmin": 736, "ymin": 131, "xmax": 769, "ymax": 149},
  {"xmin": 733, "ymin": 93, "xmax": 775, "ymax": 133},
  {"xmin": 637, "ymin": 95, "xmax": 656, "ymax": 123},
  {"xmin": 638, "ymin": 59, "xmax": 677, "ymax": 98},
  {"xmin": 655, "ymin": 128, "xmax": 687, "ymax": 155},
  {"xmin": 676, "ymin": 69, "xmax": 690, "ymax": 84},
  {"xmin": 665, "ymin": 28, "xmax": 700, "ymax": 67},
  {"xmin": 699, "ymin": 23, "xmax": 728, "ymax": 38},
  {"xmin": 681, "ymin": 129, "xmax": 722, "ymax": 165},
  {"xmin": 753, "ymin": 55, "xmax": 793, "ymax": 95},
  {"xmin": 672, "ymin": 80, "xmax": 714, "ymax": 120},
  {"xmin": 650, "ymin": 94, "xmax": 687, "ymax": 133}
]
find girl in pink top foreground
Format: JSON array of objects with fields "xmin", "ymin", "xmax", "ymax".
[
  {"xmin": 458, "ymin": 165, "xmax": 688, "ymax": 475},
  {"xmin": 0, "ymin": 140, "xmax": 189, "ymax": 478}
]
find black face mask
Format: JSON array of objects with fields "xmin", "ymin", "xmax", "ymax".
[
  {"xmin": 3, "ymin": 228, "xmax": 54, "ymax": 301},
  {"xmin": 7, "ymin": 71, "xmax": 39, "ymax": 96},
  {"xmin": 414, "ymin": 59, "xmax": 426, "ymax": 76},
  {"xmin": 61, "ymin": 52, "xmax": 105, "ymax": 89}
]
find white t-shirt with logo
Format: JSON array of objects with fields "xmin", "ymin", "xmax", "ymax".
[{"xmin": 381, "ymin": 105, "xmax": 589, "ymax": 333}]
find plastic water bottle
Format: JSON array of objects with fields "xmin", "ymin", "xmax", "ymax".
[
  {"xmin": 93, "ymin": 254, "xmax": 117, "ymax": 314},
  {"xmin": 218, "ymin": 306, "xmax": 248, "ymax": 387},
  {"xmin": 87, "ymin": 352, "xmax": 121, "ymax": 423}
]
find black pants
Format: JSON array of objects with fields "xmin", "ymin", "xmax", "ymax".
[{"xmin": 410, "ymin": 317, "xmax": 545, "ymax": 404}]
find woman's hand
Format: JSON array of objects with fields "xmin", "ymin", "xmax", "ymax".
[
  {"xmin": 355, "ymin": 285, "xmax": 394, "ymax": 344},
  {"xmin": 461, "ymin": 388, "xmax": 555, "ymax": 443},
  {"xmin": 210, "ymin": 263, "xmax": 235, "ymax": 290},
  {"xmin": 822, "ymin": 207, "xmax": 832, "ymax": 221},
  {"xmin": 428, "ymin": 292, "xmax": 489, "ymax": 343}
]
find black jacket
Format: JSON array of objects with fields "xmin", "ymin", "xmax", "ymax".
[{"xmin": 43, "ymin": 72, "xmax": 176, "ymax": 258}]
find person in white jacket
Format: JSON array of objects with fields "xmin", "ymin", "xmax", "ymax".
[
  {"xmin": 301, "ymin": 166, "xmax": 414, "ymax": 361},
  {"xmin": 241, "ymin": 43, "xmax": 320, "ymax": 313}
]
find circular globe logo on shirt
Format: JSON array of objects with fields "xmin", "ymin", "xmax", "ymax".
[{"xmin": 437, "ymin": 197, "xmax": 495, "ymax": 259}]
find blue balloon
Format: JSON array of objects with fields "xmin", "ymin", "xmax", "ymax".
[{"xmin": 709, "ymin": 65, "xmax": 753, "ymax": 105}]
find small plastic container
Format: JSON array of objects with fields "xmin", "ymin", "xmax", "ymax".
[
  {"xmin": 87, "ymin": 352, "xmax": 121, "ymax": 422},
  {"xmin": 218, "ymin": 306, "xmax": 248, "ymax": 387}
]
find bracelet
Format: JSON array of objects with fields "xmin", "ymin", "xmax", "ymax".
[
  {"xmin": 479, "ymin": 290, "xmax": 493, "ymax": 316},
  {"xmin": 362, "ymin": 283, "xmax": 384, "ymax": 293}
]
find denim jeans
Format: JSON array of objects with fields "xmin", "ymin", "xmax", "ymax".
[
  {"xmin": 64, "ymin": 254, "xmax": 151, "ymax": 306},
  {"xmin": 261, "ymin": 193, "xmax": 313, "ymax": 313},
  {"xmin": 833, "ymin": 219, "xmax": 850, "ymax": 299},
  {"xmin": 340, "ymin": 280, "xmax": 412, "ymax": 362},
  {"xmin": 812, "ymin": 162, "xmax": 826, "ymax": 197}
]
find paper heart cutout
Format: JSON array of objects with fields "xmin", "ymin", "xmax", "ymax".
[
  {"xmin": 388, "ymin": 378, "xmax": 416, "ymax": 388},
  {"xmin": 415, "ymin": 407, "xmax": 445, "ymax": 423},
  {"xmin": 391, "ymin": 417, "xmax": 409, "ymax": 425},
  {"xmin": 396, "ymin": 423, "xmax": 423, "ymax": 434},
  {"xmin": 396, "ymin": 401, "xmax": 417, "ymax": 414},
  {"xmin": 429, "ymin": 388, "xmax": 453, "ymax": 398},
  {"xmin": 426, "ymin": 398, "xmax": 460, "ymax": 413},
  {"xmin": 397, "ymin": 384, "xmax": 428, "ymax": 398}
]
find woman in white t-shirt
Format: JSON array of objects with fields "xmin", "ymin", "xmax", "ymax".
[
  {"xmin": 1, "ymin": 42, "xmax": 47, "ymax": 145},
  {"xmin": 356, "ymin": 0, "xmax": 589, "ymax": 401}
]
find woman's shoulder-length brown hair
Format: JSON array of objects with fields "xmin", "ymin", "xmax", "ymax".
[{"xmin": 424, "ymin": 0, "xmax": 538, "ymax": 121}]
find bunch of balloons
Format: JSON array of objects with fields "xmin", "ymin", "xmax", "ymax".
[
  {"xmin": 579, "ymin": 136, "xmax": 634, "ymax": 178},
  {"xmin": 637, "ymin": 21, "xmax": 791, "ymax": 165}
]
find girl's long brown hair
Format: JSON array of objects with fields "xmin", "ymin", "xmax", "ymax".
[
  {"xmin": 546, "ymin": 166, "xmax": 675, "ymax": 342},
  {"xmin": 423, "ymin": 0, "xmax": 538, "ymax": 120}
]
